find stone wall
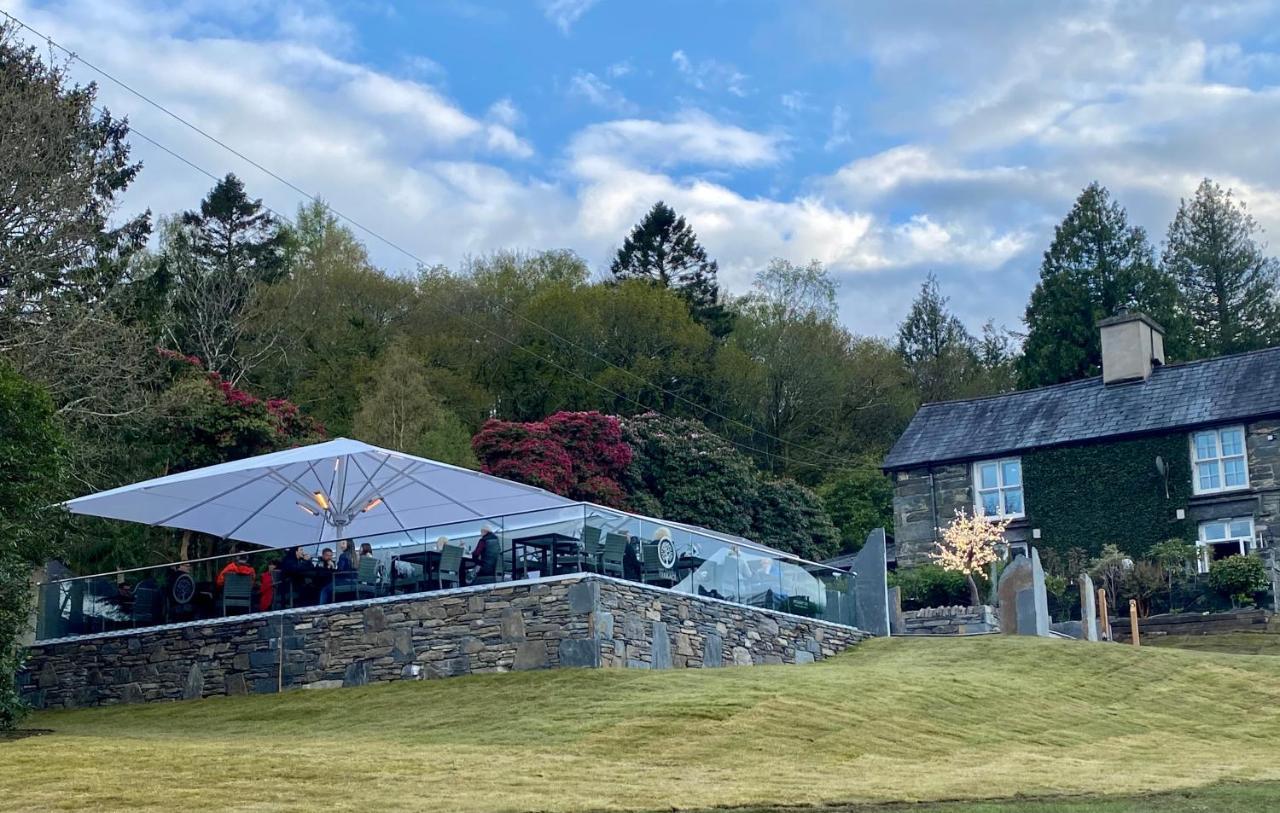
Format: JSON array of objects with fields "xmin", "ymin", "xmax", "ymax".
[
  {"xmin": 900, "ymin": 605, "xmax": 998, "ymax": 635},
  {"xmin": 20, "ymin": 575, "xmax": 870, "ymax": 710},
  {"xmin": 891, "ymin": 464, "xmax": 970, "ymax": 565},
  {"xmin": 1110, "ymin": 609, "xmax": 1273, "ymax": 642},
  {"xmin": 1246, "ymin": 420, "xmax": 1280, "ymax": 541}
]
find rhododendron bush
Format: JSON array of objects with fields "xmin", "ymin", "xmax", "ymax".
[{"xmin": 471, "ymin": 411, "xmax": 631, "ymax": 508}]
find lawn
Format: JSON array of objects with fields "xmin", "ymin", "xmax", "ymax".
[
  {"xmin": 1144, "ymin": 629, "xmax": 1280, "ymax": 656},
  {"xmin": 5, "ymin": 636, "xmax": 1280, "ymax": 813}
]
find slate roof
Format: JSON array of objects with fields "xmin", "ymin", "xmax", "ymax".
[{"xmin": 882, "ymin": 345, "xmax": 1280, "ymax": 470}]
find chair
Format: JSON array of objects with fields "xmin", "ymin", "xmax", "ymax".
[
  {"xmin": 471, "ymin": 538, "xmax": 507, "ymax": 586},
  {"xmin": 641, "ymin": 543, "xmax": 676, "ymax": 587},
  {"xmin": 601, "ymin": 532, "xmax": 628, "ymax": 578},
  {"xmin": 580, "ymin": 526, "xmax": 603, "ymax": 572},
  {"xmin": 131, "ymin": 584, "xmax": 162, "ymax": 627},
  {"xmin": 221, "ymin": 573, "xmax": 253, "ymax": 616},
  {"xmin": 393, "ymin": 560, "xmax": 426, "ymax": 594},
  {"xmin": 437, "ymin": 545, "xmax": 464, "ymax": 590},
  {"xmin": 335, "ymin": 557, "xmax": 381, "ymax": 602}
]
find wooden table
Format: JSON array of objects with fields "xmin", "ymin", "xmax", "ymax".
[{"xmin": 511, "ymin": 532, "xmax": 581, "ymax": 576}]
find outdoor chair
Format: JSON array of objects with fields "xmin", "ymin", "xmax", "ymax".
[
  {"xmin": 641, "ymin": 543, "xmax": 676, "ymax": 587},
  {"xmin": 393, "ymin": 561, "xmax": 426, "ymax": 594},
  {"xmin": 437, "ymin": 544, "xmax": 464, "ymax": 590},
  {"xmin": 221, "ymin": 572, "xmax": 253, "ymax": 616},
  {"xmin": 471, "ymin": 539, "xmax": 508, "ymax": 586},
  {"xmin": 580, "ymin": 526, "xmax": 603, "ymax": 572},
  {"xmin": 335, "ymin": 556, "xmax": 381, "ymax": 602},
  {"xmin": 131, "ymin": 584, "xmax": 162, "ymax": 627},
  {"xmin": 601, "ymin": 532, "xmax": 628, "ymax": 578}
]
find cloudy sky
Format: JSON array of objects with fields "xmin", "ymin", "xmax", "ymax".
[{"xmin": 9, "ymin": 0, "xmax": 1280, "ymax": 336}]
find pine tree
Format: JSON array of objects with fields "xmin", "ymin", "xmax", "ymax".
[
  {"xmin": 897, "ymin": 273, "xmax": 978, "ymax": 403},
  {"xmin": 1164, "ymin": 178, "xmax": 1280, "ymax": 358},
  {"xmin": 181, "ymin": 173, "xmax": 290, "ymax": 285},
  {"xmin": 1018, "ymin": 183, "xmax": 1183, "ymax": 388},
  {"xmin": 610, "ymin": 201, "xmax": 731, "ymax": 336}
]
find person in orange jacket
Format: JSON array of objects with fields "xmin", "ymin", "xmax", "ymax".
[{"xmin": 216, "ymin": 553, "xmax": 256, "ymax": 590}]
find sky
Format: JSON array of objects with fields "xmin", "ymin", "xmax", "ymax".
[{"xmin": 8, "ymin": 0, "xmax": 1280, "ymax": 337}]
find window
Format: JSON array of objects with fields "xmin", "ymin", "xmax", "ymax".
[
  {"xmin": 1191, "ymin": 426, "xmax": 1249, "ymax": 495},
  {"xmin": 973, "ymin": 458, "xmax": 1024, "ymax": 519},
  {"xmin": 1196, "ymin": 517, "xmax": 1255, "ymax": 574}
]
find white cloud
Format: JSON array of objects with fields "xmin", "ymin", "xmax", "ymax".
[
  {"xmin": 541, "ymin": 0, "xmax": 600, "ymax": 34},
  {"xmin": 671, "ymin": 49, "xmax": 749, "ymax": 97},
  {"xmin": 606, "ymin": 60, "xmax": 632, "ymax": 78},
  {"xmin": 567, "ymin": 71, "xmax": 635, "ymax": 114},
  {"xmin": 568, "ymin": 111, "xmax": 783, "ymax": 170}
]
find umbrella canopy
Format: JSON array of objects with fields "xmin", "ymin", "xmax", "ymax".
[{"xmin": 63, "ymin": 438, "xmax": 575, "ymax": 547}]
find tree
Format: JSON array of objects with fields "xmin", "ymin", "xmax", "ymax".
[
  {"xmin": 752, "ymin": 479, "xmax": 840, "ymax": 561},
  {"xmin": 1208, "ymin": 555, "xmax": 1268, "ymax": 608},
  {"xmin": 1163, "ymin": 178, "xmax": 1280, "ymax": 358},
  {"xmin": 818, "ymin": 463, "xmax": 894, "ymax": 553},
  {"xmin": 610, "ymin": 201, "xmax": 731, "ymax": 336},
  {"xmin": 0, "ymin": 364, "xmax": 67, "ymax": 730},
  {"xmin": 1019, "ymin": 183, "xmax": 1184, "ymax": 387},
  {"xmin": 932, "ymin": 509, "xmax": 1010, "ymax": 606},
  {"xmin": 897, "ymin": 273, "xmax": 980, "ymax": 402},
  {"xmin": 351, "ymin": 341, "xmax": 476, "ymax": 468},
  {"xmin": 162, "ymin": 174, "xmax": 292, "ymax": 381}
]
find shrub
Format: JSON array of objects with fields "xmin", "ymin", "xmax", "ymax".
[
  {"xmin": 890, "ymin": 564, "xmax": 975, "ymax": 610},
  {"xmin": 1208, "ymin": 555, "xmax": 1269, "ymax": 608}
]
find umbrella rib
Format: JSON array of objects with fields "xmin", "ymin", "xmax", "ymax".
[
  {"xmin": 372, "ymin": 458, "xmax": 485, "ymax": 518},
  {"xmin": 153, "ymin": 469, "xmax": 277, "ymax": 527},
  {"xmin": 221, "ymin": 480, "xmax": 295, "ymax": 543},
  {"xmin": 344, "ymin": 453, "xmax": 394, "ymax": 515}
]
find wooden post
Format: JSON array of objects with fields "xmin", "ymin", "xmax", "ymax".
[
  {"xmin": 1098, "ymin": 588, "xmax": 1111, "ymax": 641},
  {"xmin": 1129, "ymin": 599, "xmax": 1141, "ymax": 647}
]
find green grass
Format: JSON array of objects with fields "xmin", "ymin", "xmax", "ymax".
[
  {"xmin": 6, "ymin": 636, "xmax": 1280, "ymax": 812},
  {"xmin": 1144, "ymin": 630, "xmax": 1280, "ymax": 656}
]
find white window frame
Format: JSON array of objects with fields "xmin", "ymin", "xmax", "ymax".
[
  {"xmin": 1190, "ymin": 426, "xmax": 1250, "ymax": 496},
  {"xmin": 1195, "ymin": 517, "xmax": 1256, "ymax": 574},
  {"xmin": 972, "ymin": 457, "xmax": 1025, "ymax": 520}
]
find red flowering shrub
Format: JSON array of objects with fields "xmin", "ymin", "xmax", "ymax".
[{"xmin": 472, "ymin": 411, "xmax": 630, "ymax": 508}]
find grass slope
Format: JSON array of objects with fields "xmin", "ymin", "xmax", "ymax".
[{"xmin": 5, "ymin": 636, "xmax": 1280, "ymax": 812}]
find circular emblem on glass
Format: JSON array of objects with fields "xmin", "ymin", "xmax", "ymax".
[
  {"xmin": 657, "ymin": 538, "xmax": 677, "ymax": 569},
  {"xmin": 171, "ymin": 572, "xmax": 196, "ymax": 604}
]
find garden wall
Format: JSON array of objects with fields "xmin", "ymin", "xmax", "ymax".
[
  {"xmin": 19, "ymin": 575, "xmax": 870, "ymax": 710},
  {"xmin": 900, "ymin": 605, "xmax": 998, "ymax": 635},
  {"xmin": 1110, "ymin": 609, "xmax": 1273, "ymax": 642}
]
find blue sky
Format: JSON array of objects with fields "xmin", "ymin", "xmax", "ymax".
[{"xmin": 11, "ymin": 0, "xmax": 1280, "ymax": 336}]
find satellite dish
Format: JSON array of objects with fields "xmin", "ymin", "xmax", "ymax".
[{"xmin": 1155, "ymin": 456, "xmax": 1167, "ymax": 476}]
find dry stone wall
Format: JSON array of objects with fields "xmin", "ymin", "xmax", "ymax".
[
  {"xmin": 20, "ymin": 576, "xmax": 870, "ymax": 710},
  {"xmin": 900, "ymin": 605, "xmax": 998, "ymax": 635}
]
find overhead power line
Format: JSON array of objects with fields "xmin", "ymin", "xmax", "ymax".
[{"xmin": 3, "ymin": 8, "xmax": 886, "ymax": 475}]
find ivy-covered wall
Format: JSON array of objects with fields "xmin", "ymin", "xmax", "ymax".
[{"xmin": 1022, "ymin": 433, "xmax": 1195, "ymax": 559}]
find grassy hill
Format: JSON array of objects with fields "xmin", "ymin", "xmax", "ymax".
[{"xmin": 5, "ymin": 636, "xmax": 1280, "ymax": 812}]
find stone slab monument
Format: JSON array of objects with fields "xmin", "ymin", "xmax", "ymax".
[
  {"xmin": 887, "ymin": 586, "xmax": 906, "ymax": 636},
  {"xmin": 851, "ymin": 528, "xmax": 890, "ymax": 637},
  {"xmin": 996, "ymin": 549, "xmax": 1050, "ymax": 636},
  {"xmin": 1079, "ymin": 572, "xmax": 1099, "ymax": 642}
]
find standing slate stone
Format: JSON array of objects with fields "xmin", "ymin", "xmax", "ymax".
[
  {"xmin": 343, "ymin": 660, "xmax": 369, "ymax": 687},
  {"xmin": 566, "ymin": 581, "xmax": 597, "ymax": 615},
  {"xmin": 558, "ymin": 638, "xmax": 599, "ymax": 668},
  {"xmin": 1079, "ymin": 572, "xmax": 1099, "ymax": 641},
  {"xmin": 1015, "ymin": 588, "xmax": 1038, "ymax": 636},
  {"xmin": 182, "ymin": 663, "xmax": 204, "ymax": 700},
  {"xmin": 1028, "ymin": 549, "xmax": 1051, "ymax": 637},
  {"xmin": 851, "ymin": 528, "xmax": 890, "ymax": 636},
  {"xmin": 513, "ymin": 641, "xmax": 549, "ymax": 671},
  {"xmin": 650, "ymin": 621, "xmax": 672, "ymax": 669},
  {"xmin": 996, "ymin": 554, "xmax": 1033, "ymax": 634},
  {"xmin": 887, "ymin": 586, "xmax": 906, "ymax": 636},
  {"xmin": 500, "ymin": 607, "xmax": 526, "ymax": 642},
  {"xmin": 703, "ymin": 633, "xmax": 723, "ymax": 668}
]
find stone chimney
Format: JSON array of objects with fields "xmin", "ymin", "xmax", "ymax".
[{"xmin": 1098, "ymin": 311, "xmax": 1165, "ymax": 384}]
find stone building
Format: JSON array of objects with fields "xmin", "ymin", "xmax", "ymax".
[{"xmin": 883, "ymin": 313, "xmax": 1280, "ymax": 569}]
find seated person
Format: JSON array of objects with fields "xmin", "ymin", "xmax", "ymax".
[
  {"xmin": 216, "ymin": 553, "xmax": 256, "ymax": 590},
  {"xmin": 471, "ymin": 527, "xmax": 502, "ymax": 584},
  {"xmin": 257, "ymin": 559, "xmax": 278, "ymax": 612},
  {"xmin": 317, "ymin": 547, "xmax": 338, "ymax": 602},
  {"xmin": 624, "ymin": 535, "xmax": 643, "ymax": 581},
  {"xmin": 336, "ymin": 539, "xmax": 357, "ymax": 572}
]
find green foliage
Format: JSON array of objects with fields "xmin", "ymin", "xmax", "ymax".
[
  {"xmin": 889, "ymin": 564, "xmax": 974, "ymax": 610},
  {"xmin": 1019, "ymin": 183, "xmax": 1185, "ymax": 388},
  {"xmin": 610, "ymin": 201, "xmax": 730, "ymax": 337},
  {"xmin": 1208, "ymin": 555, "xmax": 1269, "ymax": 608},
  {"xmin": 1022, "ymin": 433, "xmax": 1194, "ymax": 559},
  {"xmin": 0, "ymin": 363, "xmax": 68, "ymax": 730},
  {"xmin": 751, "ymin": 479, "xmax": 840, "ymax": 561},
  {"xmin": 1164, "ymin": 178, "xmax": 1280, "ymax": 358},
  {"xmin": 818, "ymin": 462, "xmax": 894, "ymax": 553},
  {"xmin": 897, "ymin": 273, "xmax": 978, "ymax": 403}
]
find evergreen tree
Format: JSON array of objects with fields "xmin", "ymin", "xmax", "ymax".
[
  {"xmin": 181, "ymin": 173, "xmax": 290, "ymax": 285},
  {"xmin": 1018, "ymin": 183, "xmax": 1183, "ymax": 388},
  {"xmin": 897, "ymin": 273, "xmax": 978, "ymax": 403},
  {"xmin": 1163, "ymin": 178, "xmax": 1280, "ymax": 358},
  {"xmin": 610, "ymin": 201, "xmax": 731, "ymax": 336}
]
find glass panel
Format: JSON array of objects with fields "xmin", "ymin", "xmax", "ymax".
[
  {"xmin": 1219, "ymin": 428, "xmax": 1244, "ymax": 457},
  {"xmin": 1223, "ymin": 458, "xmax": 1247, "ymax": 488},
  {"xmin": 1230, "ymin": 519, "xmax": 1253, "ymax": 539},
  {"xmin": 978, "ymin": 463, "xmax": 998, "ymax": 489},
  {"xmin": 1003, "ymin": 487, "xmax": 1024, "ymax": 515},
  {"xmin": 1200, "ymin": 521, "xmax": 1227, "ymax": 541},
  {"xmin": 979, "ymin": 490, "xmax": 1000, "ymax": 516},
  {"xmin": 1001, "ymin": 460, "xmax": 1021, "ymax": 487},
  {"xmin": 1197, "ymin": 462, "xmax": 1220, "ymax": 491},
  {"xmin": 1194, "ymin": 432, "xmax": 1218, "ymax": 460}
]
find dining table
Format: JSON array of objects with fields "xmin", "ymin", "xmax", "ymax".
[{"xmin": 511, "ymin": 532, "xmax": 581, "ymax": 577}]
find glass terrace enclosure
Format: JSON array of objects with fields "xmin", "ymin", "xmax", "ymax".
[{"xmin": 33, "ymin": 502, "xmax": 857, "ymax": 642}]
